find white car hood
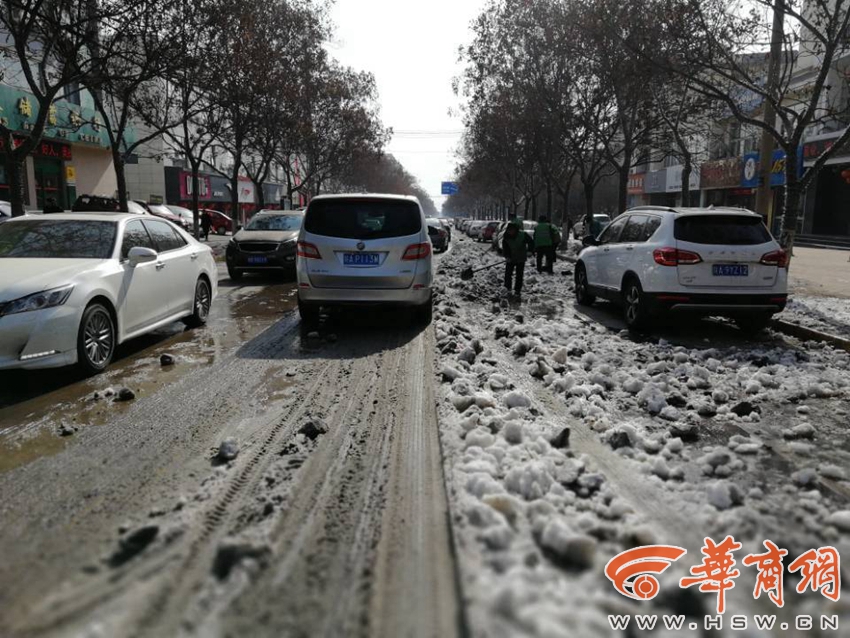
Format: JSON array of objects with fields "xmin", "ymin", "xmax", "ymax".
[{"xmin": 0, "ymin": 258, "xmax": 106, "ymax": 303}]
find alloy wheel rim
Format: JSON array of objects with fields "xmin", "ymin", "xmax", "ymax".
[
  {"xmin": 84, "ymin": 310, "xmax": 114, "ymax": 366},
  {"xmin": 626, "ymin": 286, "xmax": 639, "ymax": 323},
  {"xmin": 196, "ymin": 281, "xmax": 211, "ymax": 319}
]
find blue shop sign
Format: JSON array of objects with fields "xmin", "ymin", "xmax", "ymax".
[{"xmin": 741, "ymin": 148, "xmax": 804, "ymax": 188}]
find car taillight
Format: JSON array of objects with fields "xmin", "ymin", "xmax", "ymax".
[
  {"xmin": 402, "ymin": 243, "xmax": 432, "ymax": 260},
  {"xmin": 653, "ymin": 247, "xmax": 702, "ymax": 266},
  {"xmin": 297, "ymin": 241, "xmax": 321, "ymax": 259},
  {"xmin": 760, "ymin": 249, "xmax": 788, "ymax": 268}
]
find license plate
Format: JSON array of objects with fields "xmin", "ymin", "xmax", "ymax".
[
  {"xmin": 247, "ymin": 256, "xmax": 268, "ymax": 265},
  {"xmin": 712, "ymin": 264, "xmax": 748, "ymax": 277},
  {"xmin": 343, "ymin": 252, "xmax": 380, "ymax": 266}
]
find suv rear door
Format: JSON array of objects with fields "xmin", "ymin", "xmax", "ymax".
[
  {"xmin": 674, "ymin": 214, "xmax": 779, "ymax": 288},
  {"xmin": 300, "ymin": 198, "xmax": 425, "ymax": 290}
]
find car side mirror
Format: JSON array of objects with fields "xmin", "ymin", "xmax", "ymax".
[
  {"xmin": 582, "ymin": 235, "xmax": 598, "ymax": 247},
  {"xmin": 236, "ymin": 225, "xmax": 243, "ymax": 232},
  {"xmin": 128, "ymin": 246, "xmax": 158, "ymax": 266}
]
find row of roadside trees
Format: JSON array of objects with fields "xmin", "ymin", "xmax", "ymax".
[
  {"xmin": 1, "ymin": 0, "xmax": 435, "ymax": 233},
  {"xmin": 446, "ymin": 0, "xmax": 850, "ymax": 251}
]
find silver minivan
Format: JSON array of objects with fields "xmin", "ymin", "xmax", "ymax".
[{"xmin": 296, "ymin": 194, "xmax": 433, "ymax": 324}]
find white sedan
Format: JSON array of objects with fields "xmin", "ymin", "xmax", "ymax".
[{"xmin": 0, "ymin": 213, "xmax": 218, "ymax": 373}]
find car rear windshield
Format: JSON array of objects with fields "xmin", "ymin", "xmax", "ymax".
[
  {"xmin": 305, "ymin": 199, "xmax": 421, "ymax": 239},
  {"xmin": 674, "ymin": 215, "xmax": 771, "ymax": 245},
  {"xmin": 246, "ymin": 214, "xmax": 303, "ymax": 231},
  {"xmin": 0, "ymin": 219, "xmax": 117, "ymax": 258}
]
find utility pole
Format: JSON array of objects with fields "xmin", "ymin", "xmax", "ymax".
[{"xmin": 755, "ymin": 0, "xmax": 785, "ymax": 228}]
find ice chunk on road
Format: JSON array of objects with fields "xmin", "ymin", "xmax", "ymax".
[
  {"xmin": 502, "ymin": 391, "xmax": 532, "ymax": 409},
  {"xmin": 505, "ymin": 461, "xmax": 554, "ymax": 500}
]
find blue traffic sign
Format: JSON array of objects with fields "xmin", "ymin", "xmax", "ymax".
[{"xmin": 441, "ymin": 182, "xmax": 459, "ymax": 195}]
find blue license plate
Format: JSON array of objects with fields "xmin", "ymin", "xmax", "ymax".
[
  {"xmin": 343, "ymin": 252, "xmax": 380, "ymax": 266},
  {"xmin": 712, "ymin": 264, "xmax": 748, "ymax": 277},
  {"xmin": 247, "ymin": 256, "xmax": 268, "ymax": 265}
]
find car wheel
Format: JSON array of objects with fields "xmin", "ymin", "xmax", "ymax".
[
  {"xmin": 735, "ymin": 313, "xmax": 773, "ymax": 335},
  {"xmin": 575, "ymin": 264, "xmax": 595, "ymax": 306},
  {"xmin": 414, "ymin": 295, "xmax": 433, "ymax": 325},
  {"xmin": 77, "ymin": 303, "xmax": 115, "ymax": 375},
  {"xmin": 217, "ymin": 226, "xmax": 226, "ymax": 236},
  {"xmin": 622, "ymin": 277, "xmax": 649, "ymax": 330},
  {"xmin": 227, "ymin": 267, "xmax": 243, "ymax": 281},
  {"xmin": 298, "ymin": 297, "xmax": 320, "ymax": 325},
  {"xmin": 184, "ymin": 278, "xmax": 212, "ymax": 327}
]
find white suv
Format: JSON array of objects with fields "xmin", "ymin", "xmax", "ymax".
[
  {"xmin": 296, "ymin": 194, "xmax": 433, "ymax": 325},
  {"xmin": 574, "ymin": 206, "xmax": 788, "ymax": 332}
]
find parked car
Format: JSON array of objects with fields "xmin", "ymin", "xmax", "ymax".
[
  {"xmin": 165, "ymin": 205, "xmax": 196, "ymax": 231},
  {"xmin": 296, "ymin": 194, "xmax": 433, "ymax": 325},
  {"xmin": 205, "ymin": 209, "xmax": 233, "ymax": 235},
  {"xmin": 573, "ymin": 213, "xmax": 611, "ymax": 239},
  {"xmin": 574, "ymin": 206, "xmax": 788, "ymax": 332},
  {"xmin": 467, "ymin": 221, "xmax": 487, "ymax": 239},
  {"xmin": 147, "ymin": 204, "xmax": 189, "ymax": 230},
  {"xmin": 225, "ymin": 210, "xmax": 304, "ymax": 280},
  {"xmin": 0, "ymin": 200, "xmax": 11, "ymax": 222},
  {"xmin": 492, "ymin": 221, "xmax": 508, "ymax": 252},
  {"xmin": 481, "ymin": 221, "xmax": 500, "ymax": 243},
  {"xmin": 427, "ymin": 217, "xmax": 451, "ymax": 243},
  {"xmin": 427, "ymin": 221, "xmax": 449, "ymax": 252},
  {"xmin": 72, "ymin": 195, "xmax": 119, "ymax": 212},
  {"xmin": 0, "ymin": 213, "xmax": 217, "ymax": 373},
  {"xmin": 126, "ymin": 201, "xmax": 149, "ymax": 215}
]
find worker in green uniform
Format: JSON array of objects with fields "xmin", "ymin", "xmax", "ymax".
[
  {"xmin": 502, "ymin": 218, "xmax": 535, "ymax": 296},
  {"xmin": 533, "ymin": 215, "xmax": 559, "ymax": 274}
]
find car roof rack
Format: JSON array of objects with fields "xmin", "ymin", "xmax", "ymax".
[{"xmin": 626, "ymin": 205, "xmax": 679, "ymax": 214}]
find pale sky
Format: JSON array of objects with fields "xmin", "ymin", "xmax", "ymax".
[{"xmin": 327, "ymin": 0, "xmax": 488, "ymax": 209}]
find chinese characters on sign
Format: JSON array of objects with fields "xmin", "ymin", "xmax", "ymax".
[{"xmin": 605, "ymin": 538, "xmax": 840, "ymax": 615}]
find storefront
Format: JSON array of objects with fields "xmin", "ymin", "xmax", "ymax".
[
  {"xmin": 0, "ymin": 86, "xmax": 120, "ymax": 210},
  {"xmin": 644, "ymin": 169, "xmax": 674, "ymax": 207},
  {"xmin": 700, "ymin": 157, "xmax": 746, "ymax": 207},
  {"xmin": 665, "ymin": 165, "xmax": 700, "ymax": 207},
  {"xmin": 626, "ymin": 172, "xmax": 646, "ymax": 208},
  {"xmin": 165, "ymin": 167, "xmax": 231, "ymax": 211},
  {"xmin": 741, "ymin": 148, "xmax": 804, "ymax": 230},
  {"xmin": 800, "ymin": 134, "xmax": 850, "ymax": 239}
]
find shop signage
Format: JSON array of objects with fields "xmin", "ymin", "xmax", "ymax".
[
  {"xmin": 741, "ymin": 149, "xmax": 804, "ymax": 188},
  {"xmin": 0, "ymin": 137, "xmax": 72, "ymax": 160},
  {"xmin": 627, "ymin": 172, "xmax": 645, "ymax": 194},
  {"xmin": 237, "ymin": 177, "xmax": 255, "ymax": 204},
  {"xmin": 180, "ymin": 171, "xmax": 212, "ymax": 200},
  {"xmin": 644, "ymin": 169, "xmax": 668, "ymax": 194},
  {"xmin": 149, "ymin": 195, "xmax": 164, "ymax": 205},
  {"xmin": 700, "ymin": 157, "xmax": 742, "ymax": 190},
  {"xmin": 666, "ymin": 165, "xmax": 700, "ymax": 192},
  {"xmin": 65, "ymin": 165, "xmax": 76, "ymax": 185},
  {"xmin": 801, "ymin": 135, "xmax": 850, "ymax": 162},
  {"xmin": 0, "ymin": 86, "xmax": 132, "ymax": 149}
]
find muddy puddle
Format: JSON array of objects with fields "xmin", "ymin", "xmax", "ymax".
[{"xmin": 0, "ymin": 281, "xmax": 298, "ymax": 473}]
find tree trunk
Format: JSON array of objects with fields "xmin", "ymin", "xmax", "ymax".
[
  {"xmin": 779, "ymin": 160, "xmax": 803, "ymax": 260},
  {"xmin": 546, "ymin": 180, "xmax": 553, "ymax": 222},
  {"xmin": 229, "ymin": 172, "xmax": 240, "ymax": 229},
  {"xmin": 3, "ymin": 137, "xmax": 28, "ymax": 216},
  {"xmin": 617, "ymin": 164, "xmax": 629, "ymax": 214},
  {"xmin": 255, "ymin": 180, "xmax": 265, "ymax": 210},
  {"xmin": 584, "ymin": 182, "xmax": 594, "ymax": 218},
  {"xmin": 113, "ymin": 149, "xmax": 129, "ymax": 212},
  {"xmin": 190, "ymin": 162, "xmax": 201, "ymax": 239},
  {"xmin": 681, "ymin": 153, "xmax": 692, "ymax": 205}
]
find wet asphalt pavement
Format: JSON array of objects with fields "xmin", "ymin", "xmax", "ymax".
[{"xmin": 0, "ymin": 254, "xmax": 460, "ymax": 638}]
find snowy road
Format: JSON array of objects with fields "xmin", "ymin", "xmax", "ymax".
[
  {"xmin": 434, "ymin": 235, "xmax": 850, "ymax": 637},
  {"xmin": 0, "ymin": 271, "xmax": 460, "ymax": 637}
]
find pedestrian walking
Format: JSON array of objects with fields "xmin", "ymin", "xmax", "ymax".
[
  {"xmin": 533, "ymin": 214, "xmax": 559, "ymax": 274},
  {"xmin": 502, "ymin": 218, "xmax": 534, "ymax": 296},
  {"xmin": 200, "ymin": 210, "xmax": 211, "ymax": 241}
]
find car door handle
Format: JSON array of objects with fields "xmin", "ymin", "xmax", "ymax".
[
  {"xmin": 156, "ymin": 262, "xmax": 166, "ymax": 270},
  {"xmin": 190, "ymin": 253, "xmax": 199, "ymax": 260},
  {"xmin": 626, "ymin": 246, "xmax": 634, "ymax": 251},
  {"xmin": 603, "ymin": 247, "xmax": 610, "ymax": 252}
]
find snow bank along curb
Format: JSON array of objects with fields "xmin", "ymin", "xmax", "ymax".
[
  {"xmin": 773, "ymin": 318, "xmax": 850, "ymax": 353},
  {"xmin": 430, "ymin": 236, "xmax": 850, "ymax": 637}
]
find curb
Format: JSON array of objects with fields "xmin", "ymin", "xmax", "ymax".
[{"xmin": 772, "ymin": 319, "xmax": 850, "ymax": 352}]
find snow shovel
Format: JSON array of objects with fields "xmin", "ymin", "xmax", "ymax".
[{"xmin": 460, "ymin": 260, "xmax": 506, "ymax": 281}]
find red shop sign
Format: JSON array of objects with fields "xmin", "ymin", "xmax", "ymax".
[{"xmin": 0, "ymin": 137, "xmax": 72, "ymax": 161}]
